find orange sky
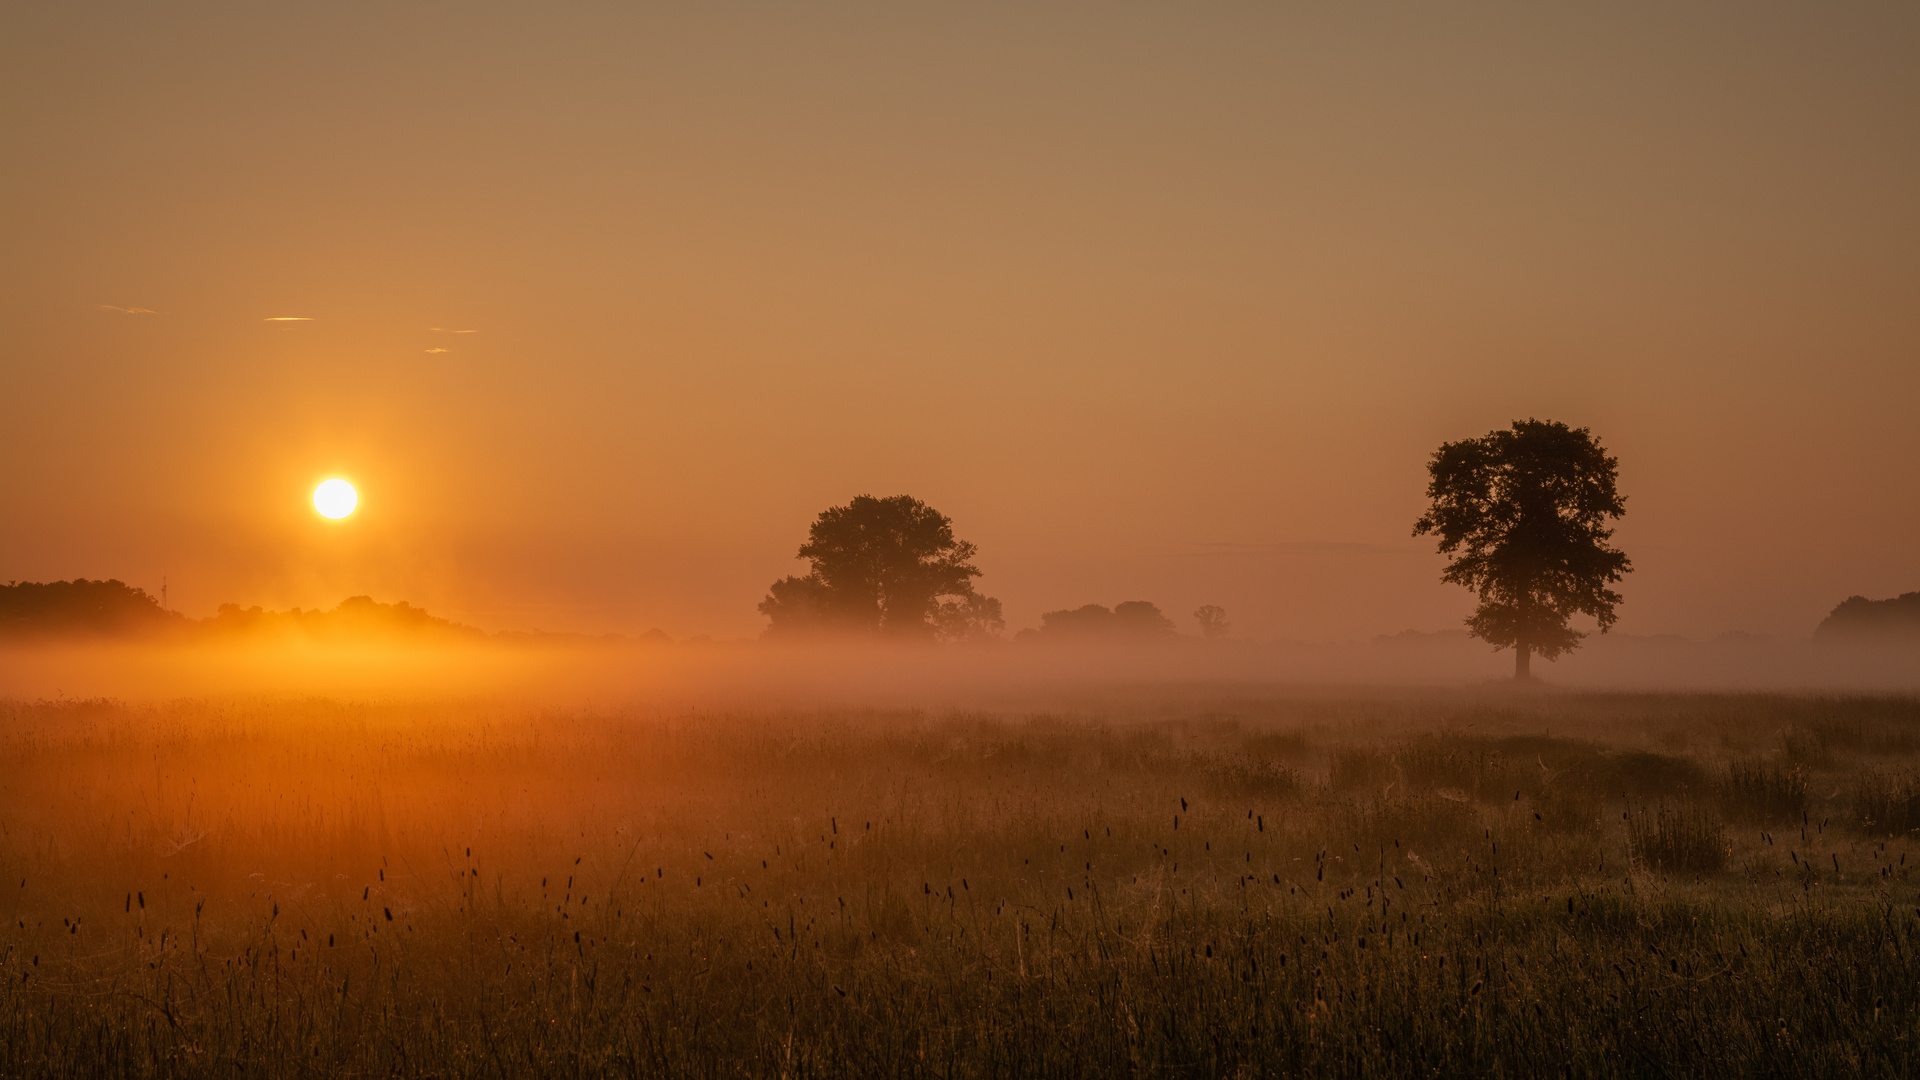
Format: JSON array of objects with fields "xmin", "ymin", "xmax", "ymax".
[{"xmin": 3, "ymin": 3, "xmax": 1916, "ymax": 642}]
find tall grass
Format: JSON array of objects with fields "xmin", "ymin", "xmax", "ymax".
[
  {"xmin": 0, "ymin": 690, "xmax": 1916, "ymax": 1077},
  {"xmin": 1856, "ymin": 770, "xmax": 1920, "ymax": 834},
  {"xmin": 1627, "ymin": 803, "xmax": 1729, "ymax": 874},
  {"xmin": 1722, "ymin": 756, "xmax": 1808, "ymax": 823}
]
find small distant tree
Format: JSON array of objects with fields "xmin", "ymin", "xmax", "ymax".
[
  {"xmin": 759, "ymin": 494, "xmax": 999, "ymax": 639},
  {"xmin": 1193, "ymin": 604, "xmax": 1230, "ymax": 639},
  {"xmin": 1412, "ymin": 419, "xmax": 1631, "ymax": 679}
]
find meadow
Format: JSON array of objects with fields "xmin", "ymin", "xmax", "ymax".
[{"xmin": 3, "ymin": 686, "xmax": 1919, "ymax": 1078}]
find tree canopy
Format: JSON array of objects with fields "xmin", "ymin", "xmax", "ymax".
[
  {"xmin": 1034, "ymin": 601, "xmax": 1176, "ymax": 639},
  {"xmin": 1815, "ymin": 592, "xmax": 1920, "ymax": 641},
  {"xmin": 1412, "ymin": 419, "xmax": 1630, "ymax": 678},
  {"xmin": 1193, "ymin": 605, "xmax": 1230, "ymax": 639},
  {"xmin": 758, "ymin": 494, "xmax": 1001, "ymax": 640}
]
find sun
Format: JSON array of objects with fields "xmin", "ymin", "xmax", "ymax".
[{"xmin": 313, "ymin": 478, "xmax": 358, "ymax": 519}]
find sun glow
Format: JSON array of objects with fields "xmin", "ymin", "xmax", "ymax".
[{"xmin": 313, "ymin": 478, "xmax": 358, "ymax": 519}]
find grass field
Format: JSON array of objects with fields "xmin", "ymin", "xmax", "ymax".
[{"xmin": 3, "ymin": 688, "xmax": 1919, "ymax": 1077}]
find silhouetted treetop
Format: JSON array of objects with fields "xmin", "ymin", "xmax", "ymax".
[
  {"xmin": 1413, "ymin": 418, "xmax": 1630, "ymax": 679},
  {"xmin": 1815, "ymin": 592, "xmax": 1920, "ymax": 641},
  {"xmin": 0, "ymin": 579, "xmax": 185, "ymax": 637},
  {"xmin": 1193, "ymin": 605, "xmax": 1230, "ymax": 640},
  {"xmin": 1035, "ymin": 600, "xmax": 1177, "ymax": 639},
  {"xmin": 0, "ymin": 584, "xmax": 656, "ymax": 643},
  {"xmin": 759, "ymin": 494, "xmax": 1001, "ymax": 640},
  {"xmin": 207, "ymin": 596, "xmax": 484, "ymax": 639}
]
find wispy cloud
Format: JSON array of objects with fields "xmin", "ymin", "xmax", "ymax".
[
  {"xmin": 425, "ymin": 347, "xmax": 449, "ymax": 353},
  {"xmin": 428, "ymin": 327, "xmax": 478, "ymax": 333},
  {"xmin": 1179, "ymin": 540, "xmax": 1418, "ymax": 557},
  {"xmin": 98, "ymin": 304, "xmax": 156, "ymax": 315},
  {"xmin": 263, "ymin": 316, "xmax": 312, "ymax": 322}
]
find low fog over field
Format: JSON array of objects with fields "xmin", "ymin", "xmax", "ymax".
[{"xmin": 2, "ymin": 629, "xmax": 1918, "ymax": 707}]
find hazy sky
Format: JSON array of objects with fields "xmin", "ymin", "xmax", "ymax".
[{"xmin": 4, "ymin": 2, "xmax": 1916, "ymax": 642}]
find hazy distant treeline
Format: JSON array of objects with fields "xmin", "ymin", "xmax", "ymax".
[
  {"xmin": 1818, "ymin": 592, "xmax": 1920, "ymax": 641},
  {"xmin": 0, "ymin": 579, "xmax": 604, "ymax": 643},
  {"xmin": 7, "ymin": 575, "xmax": 1917, "ymax": 650},
  {"xmin": 0, "ymin": 576, "xmax": 1237, "ymax": 648},
  {"xmin": 0, "ymin": 579, "xmax": 187, "ymax": 637}
]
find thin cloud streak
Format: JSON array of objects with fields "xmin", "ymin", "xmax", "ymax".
[
  {"xmin": 1177, "ymin": 541, "xmax": 1420, "ymax": 557},
  {"xmin": 98, "ymin": 304, "xmax": 156, "ymax": 314},
  {"xmin": 262, "ymin": 317, "xmax": 312, "ymax": 322}
]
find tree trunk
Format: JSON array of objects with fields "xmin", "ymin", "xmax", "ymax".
[{"xmin": 1515, "ymin": 642, "xmax": 1532, "ymax": 680}]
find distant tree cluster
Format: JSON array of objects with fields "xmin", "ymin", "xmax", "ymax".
[
  {"xmin": 755, "ymin": 495, "xmax": 1240, "ymax": 645},
  {"xmin": 1031, "ymin": 601, "xmax": 1176, "ymax": 639},
  {"xmin": 207, "ymin": 595, "xmax": 484, "ymax": 640},
  {"xmin": 1816, "ymin": 592, "xmax": 1920, "ymax": 641},
  {"xmin": 0, "ymin": 579, "xmax": 185, "ymax": 637},
  {"xmin": 0, "ymin": 584, "xmax": 507, "ymax": 642}
]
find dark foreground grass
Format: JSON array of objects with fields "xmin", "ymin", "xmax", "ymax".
[{"xmin": 2, "ymin": 690, "xmax": 1919, "ymax": 1078}]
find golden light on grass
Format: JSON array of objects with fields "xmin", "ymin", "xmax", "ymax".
[{"xmin": 313, "ymin": 478, "xmax": 358, "ymax": 519}]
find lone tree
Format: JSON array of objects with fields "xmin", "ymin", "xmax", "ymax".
[
  {"xmin": 1193, "ymin": 604, "xmax": 1230, "ymax": 640},
  {"xmin": 759, "ymin": 494, "xmax": 1003, "ymax": 640},
  {"xmin": 1412, "ymin": 419, "xmax": 1631, "ymax": 679}
]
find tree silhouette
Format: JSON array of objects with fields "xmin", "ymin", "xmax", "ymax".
[
  {"xmin": 1193, "ymin": 604, "xmax": 1230, "ymax": 639},
  {"xmin": 1815, "ymin": 592, "xmax": 1920, "ymax": 641},
  {"xmin": 0, "ymin": 578, "xmax": 185, "ymax": 637},
  {"xmin": 933, "ymin": 593, "xmax": 1006, "ymax": 642},
  {"xmin": 1036, "ymin": 601, "xmax": 1176, "ymax": 639},
  {"xmin": 759, "ymin": 494, "xmax": 998, "ymax": 640},
  {"xmin": 1412, "ymin": 419, "xmax": 1631, "ymax": 679}
]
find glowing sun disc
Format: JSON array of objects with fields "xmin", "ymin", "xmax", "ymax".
[{"xmin": 313, "ymin": 478, "xmax": 358, "ymax": 519}]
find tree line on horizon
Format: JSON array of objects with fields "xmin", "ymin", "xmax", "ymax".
[
  {"xmin": 0, "ymin": 581, "xmax": 659, "ymax": 644},
  {"xmin": 7, "ymin": 420, "xmax": 1912, "ymax": 667},
  {"xmin": 0, "ymin": 581, "xmax": 487, "ymax": 640}
]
